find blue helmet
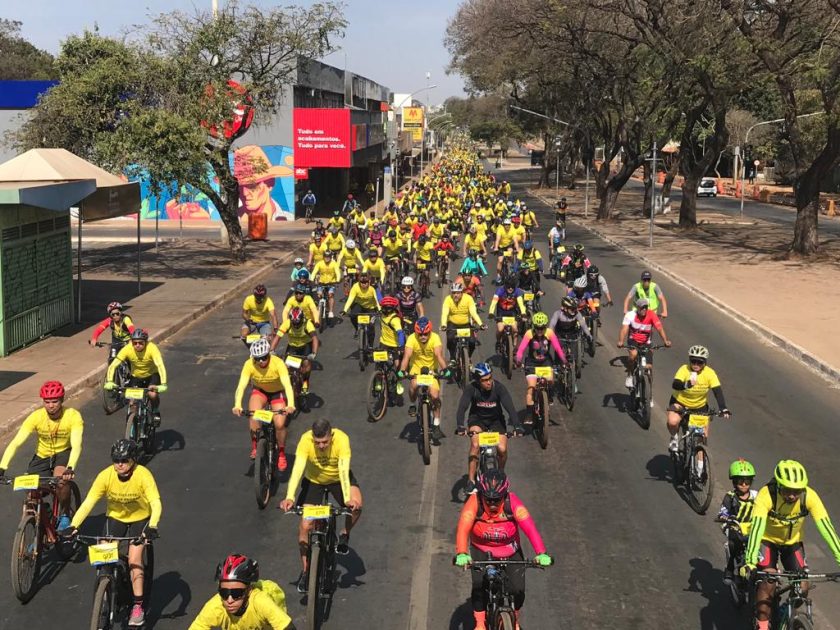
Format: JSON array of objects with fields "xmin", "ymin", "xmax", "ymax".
[
  {"xmin": 472, "ymin": 362, "xmax": 493, "ymax": 379},
  {"xmin": 524, "ymin": 240, "xmax": 533, "ymax": 250},
  {"xmin": 298, "ymin": 269, "xmax": 310, "ymax": 280}
]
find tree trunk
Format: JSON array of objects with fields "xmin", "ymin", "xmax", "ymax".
[
  {"xmin": 790, "ymin": 197, "xmax": 820, "ymax": 255},
  {"xmin": 678, "ymin": 173, "xmax": 699, "ymax": 229},
  {"xmin": 677, "ymin": 106, "xmax": 729, "ymax": 230},
  {"xmin": 594, "ymin": 160, "xmax": 610, "ymax": 200},
  {"xmin": 596, "ymin": 156, "xmax": 641, "ymax": 220}
]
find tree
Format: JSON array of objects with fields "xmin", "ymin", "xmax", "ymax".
[
  {"xmin": 0, "ymin": 20, "xmax": 57, "ymax": 80},
  {"xmin": 12, "ymin": 2, "xmax": 346, "ymax": 261}
]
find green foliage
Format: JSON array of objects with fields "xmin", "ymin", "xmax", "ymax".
[{"xmin": 0, "ymin": 20, "xmax": 57, "ymax": 80}]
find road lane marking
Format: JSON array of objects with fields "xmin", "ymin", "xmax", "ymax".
[{"xmin": 406, "ymin": 439, "xmax": 440, "ymax": 629}]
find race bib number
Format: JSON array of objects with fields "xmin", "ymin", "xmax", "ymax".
[
  {"xmin": 451, "ymin": 232, "xmax": 459, "ymax": 238},
  {"xmin": 285, "ymin": 355, "xmax": 302, "ymax": 369},
  {"xmin": 357, "ymin": 315, "xmax": 371, "ymax": 324},
  {"xmin": 88, "ymin": 542, "xmax": 120, "ymax": 566},
  {"xmin": 524, "ymin": 292, "xmax": 535, "ymax": 302},
  {"xmin": 252, "ymin": 409, "xmax": 274, "ymax": 423},
  {"xmin": 688, "ymin": 414, "xmax": 710, "ymax": 429},
  {"xmin": 534, "ymin": 366, "xmax": 553, "ymax": 378},
  {"xmin": 246, "ymin": 333, "xmax": 262, "ymax": 343},
  {"xmin": 417, "ymin": 263, "xmax": 427, "ymax": 270},
  {"xmin": 438, "ymin": 250, "xmax": 447, "ymax": 257},
  {"xmin": 555, "ymin": 246, "xmax": 565, "ymax": 255},
  {"xmin": 124, "ymin": 388, "xmax": 145, "ymax": 400},
  {"xmin": 502, "ymin": 317, "xmax": 516, "ymax": 326},
  {"xmin": 416, "ymin": 374, "xmax": 435, "ymax": 387},
  {"xmin": 592, "ymin": 298, "xmax": 600, "ymax": 308},
  {"xmin": 503, "ymin": 251, "xmax": 512, "ymax": 258},
  {"xmin": 456, "ymin": 328, "xmax": 471, "ymax": 338},
  {"xmin": 373, "ymin": 351, "xmax": 389, "ymax": 362},
  {"xmin": 302, "ymin": 505, "xmax": 331, "ymax": 520},
  {"xmin": 478, "ymin": 432, "xmax": 500, "ymax": 447},
  {"xmin": 13, "ymin": 474, "xmax": 40, "ymax": 491}
]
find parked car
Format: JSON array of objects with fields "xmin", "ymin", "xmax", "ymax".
[{"xmin": 697, "ymin": 177, "xmax": 717, "ymax": 197}]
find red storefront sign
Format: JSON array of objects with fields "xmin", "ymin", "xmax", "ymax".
[
  {"xmin": 294, "ymin": 167, "xmax": 309, "ymax": 179},
  {"xmin": 293, "ymin": 108, "xmax": 351, "ymax": 168}
]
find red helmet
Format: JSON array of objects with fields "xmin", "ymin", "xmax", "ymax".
[
  {"xmin": 106, "ymin": 301, "xmax": 123, "ymax": 314},
  {"xmin": 215, "ymin": 554, "xmax": 259, "ymax": 584},
  {"xmin": 253, "ymin": 284, "xmax": 267, "ymax": 298},
  {"xmin": 512, "ymin": 216, "xmax": 521, "ymax": 224},
  {"xmin": 414, "ymin": 316, "xmax": 433, "ymax": 335},
  {"xmin": 289, "ymin": 307, "xmax": 305, "ymax": 326},
  {"xmin": 40, "ymin": 381, "xmax": 65, "ymax": 400},
  {"xmin": 380, "ymin": 296, "xmax": 399, "ymax": 310},
  {"xmin": 347, "ymin": 194, "xmax": 354, "ymax": 200}
]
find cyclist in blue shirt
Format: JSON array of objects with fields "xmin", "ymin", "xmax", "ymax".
[{"xmin": 460, "ymin": 249, "xmax": 488, "ymax": 278}]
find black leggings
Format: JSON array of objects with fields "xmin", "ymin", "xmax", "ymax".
[
  {"xmin": 446, "ymin": 327, "xmax": 476, "ymax": 360},
  {"xmin": 470, "ymin": 548, "xmax": 526, "ymax": 611}
]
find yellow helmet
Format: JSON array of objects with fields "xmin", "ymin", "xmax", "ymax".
[{"xmin": 774, "ymin": 460, "xmax": 808, "ymax": 490}]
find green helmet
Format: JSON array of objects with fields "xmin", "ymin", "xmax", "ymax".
[
  {"xmin": 728, "ymin": 459, "xmax": 755, "ymax": 479},
  {"xmin": 532, "ymin": 311, "xmax": 549, "ymax": 327},
  {"xmin": 774, "ymin": 460, "xmax": 808, "ymax": 490}
]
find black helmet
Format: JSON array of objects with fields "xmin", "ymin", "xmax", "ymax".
[
  {"xmin": 130, "ymin": 328, "xmax": 149, "ymax": 341},
  {"xmin": 216, "ymin": 554, "xmax": 260, "ymax": 584},
  {"xmin": 111, "ymin": 438, "xmax": 140, "ymax": 462},
  {"xmin": 588, "ymin": 265, "xmax": 599, "ymax": 276}
]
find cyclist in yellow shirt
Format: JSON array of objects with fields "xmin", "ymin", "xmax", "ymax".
[
  {"xmin": 397, "ymin": 317, "xmax": 450, "ymax": 441},
  {"xmin": 323, "ymin": 226, "xmax": 345, "ymax": 256},
  {"xmin": 311, "ymin": 249, "xmax": 341, "ymax": 319},
  {"xmin": 327, "ymin": 210, "xmax": 345, "ymax": 235},
  {"xmin": 340, "ymin": 272, "xmax": 381, "ymax": 338},
  {"xmin": 463, "ymin": 225, "xmax": 486, "ymax": 258},
  {"xmin": 429, "ymin": 216, "xmax": 446, "ymax": 243},
  {"xmin": 65, "ymin": 438, "xmax": 161, "ymax": 628},
  {"xmin": 306, "ymin": 234, "xmax": 327, "ymax": 270},
  {"xmin": 413, "ymin": 234, "xmax": 435, "ymax": 270},
  {"xmin": 233, "ymin": 338, "xmax": 296, "ymax": 468},
  {"xmin": 105, "ymin": 329, "xmax": 168, "ymax": 424},
  {"xmin": 282, "ymin": 284, "xmax": 319, "ymax": 328},
  {"xmin": 240, "ymin": 284, "xmax": 278, "ymax": 339},
  {"xmin": 189, "ymin": 554, "xmax": 294, "ymax": 630},
  {"xmin": 441, "ymin": 281, "xmax": 485, "ymax": 364},
  {"xmin": 280, "ymin": 419, "xmax": 362, "ymax": 593},
  {"xmin": 0, "ymin": 380, "xmax": 83, "ymax": 530},
  {"xmin": 520, "ymin": 204, "xmax": 539, "ymax": 235},
  {"xmin": 744, "ymin": 460, "xmax": 840, "ymax": 630},
  {"xmin": 272, "ymin": 306, "xmax": 319, "ymax": 394},
  {"xmin": 362, "ymin": 249, "xmax": 386, "ymax": 285}
]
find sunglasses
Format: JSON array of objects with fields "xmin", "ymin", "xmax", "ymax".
[
  {"xmin": 360, "ymin": 280, "xmax": 370, "ymax": 284},
  {"xmin": 734, "ymin": 477, "xmax": 753, "ymax": 485},
  {"xmin": 253, "ymin": 356, "xmax": 270, "ymax": 363},
  {"xmin": 690, "ymin": 359, "xmax": 706, "ymax": 366},
  {"xmin": 780, "ymin": 487, "xmax": 804, "ymax": 496},
  {"xmin": 132, "ymin": 341, "xmax": 146, "ymax": 346},
  {"xmin": 479, "ymin": 376, "xmax": 493, "ymax": 383},
  {"xmin": 483, "ymin": 497, "xmax": 503, "ymax": 504},
  {"xmin": 113, "ymin": 458, "xmax": 132, "ymax": 465},
  {"xmin": 218, "ymin": 587, "xmax": 247, "ymax": 601},
  {"xmin": 110, "ymin": 312, "xmax": 122, "ymax": 318}
]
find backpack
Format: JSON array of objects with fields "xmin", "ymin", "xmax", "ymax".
[{"xmin": 253, "ymin": 579, "xmax": 287, "ymax": 612}]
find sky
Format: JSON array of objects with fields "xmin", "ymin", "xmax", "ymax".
[{"xmin": 5, "ymin": 0, "xmax": 467, "ymax": 106}]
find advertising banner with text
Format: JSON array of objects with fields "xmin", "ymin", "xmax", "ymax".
[
  {"xmin": 402, "ymin": 106, "xmax": 424, "ymax": 142},
  {"xmin": 293, "ymin": 108, "xmax": 351, "ymax": 168}
]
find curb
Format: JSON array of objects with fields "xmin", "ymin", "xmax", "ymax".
[
  {"xmin": 0, "ymin": 242, "xmax": 308, "ymax": 441},
  {"xmin": 531, "ymin": 188, "xmax": 840, "ymax": 384}
]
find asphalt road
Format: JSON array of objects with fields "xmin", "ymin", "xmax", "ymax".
[{"xmin": 2, "ymin": 165, "xmax": 840, "ymax": 629}]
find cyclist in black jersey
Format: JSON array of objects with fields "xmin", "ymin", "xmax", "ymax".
[{"xmin": 397, "ymin": 276, "xmax": 424, "ymax": 328}]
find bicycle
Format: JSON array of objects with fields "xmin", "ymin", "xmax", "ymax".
[
  {"xmin": 449, "ymin": 325, "xmax": 477, "ymax": 390},
  {"xmin": 96, "ymin": 342, "xmax": 130, "ymax": 414},
  {"xmin": 243, "ymin": 408, "xmax": 289, "ymax": 509},
  {"xmin": 119, "ymin": 386, "xmax": 157, "ymax": 458},
  {"xmin": 313, "ymin": 285, "xmax": 329, "ymax": 334},
  {"xmin": 355, "ymin": 312, "xmax": 377, "ymax": 372},
  {"xmin": 495, "ymin": 316, "xmax": 519, "ymax": 380},
  {"xmin": 3, "ymin": 474, "xmax": 81, "ymax": 602},
  {"xmin": 557, "ymin": 335, "xmax": 579, "ymax": 411},
  {"xmin": 463, "ymin": 557, "xmax": 550, "ymax": 630},
  {"xmin": 283, "ymin": 353, "xmax": 309, "ymax": 416},
  {"xmin": 405, "ymin": 369, "xmax": 446, "ymax": 465},
  {"xmin": 415, "ymin": 261, "xmax": 431, "ymax": 298},
  {"xmin": 584, "ymin": 300, "xmax": 601, "ymax": 357},
  {"xmin": 752, "ymin": 570, "xmax": 840, "ymax": 630},
  {"xmin": 288, "ymin": 490, "xmax": 353, "ymax": 630},
  {"xmin": 718, "ymin": 516, "xmax": 749, "ymax": 608},
  {"xmin": 521, "ymin": 289, "xmax": 541, "ymax": 315},
  {"xmin": 436, "ymin": 250, "xmax": 450, "ymax": 288},
  {"xmin": 465, "ymin": 429, "xmax": 515, "ymax": 476},
  {"xmin": 531, "ymin": 365, "xmax": 555, "ymax": 450},
  {"xmin": 548, "ymin": 245, "xmax": 565, "ymax": 280},
  {"xmin": 76, "ymin": 534, "xmax": 154, "ymax": 630},
  {"xmin": 671, "ymin": 408, "xmax": 724, "ymax": 514},
  {"xmin": 304, "ymin": 202, "xmax": 315, "ymax": 223},
  {"xmin": 366, "ymin": 348, "xmax": 402, "ymax": 422},
  {"xmin": 621, "ymin": 343, "xmax": 666, "ymax": 429}
]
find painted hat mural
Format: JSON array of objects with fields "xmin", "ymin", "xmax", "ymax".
[{"xmin": 233, "ymin": 145, "xmax": 293, "ymax": 185}]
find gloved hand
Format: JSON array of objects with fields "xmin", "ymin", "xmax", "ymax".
[
  {"xmin": 455, "ymin": 427, "xmax": 467, "ymax": 436},
  {"xmin": 339, "ymin": 311, "xmax": 347, "ymax": 317},
  {"xmin": 396, "ymin": 370, "xmax": 406, "ymax": 379},
  {"xmin": 721, "ymin": 408, "xmax": 731, "ymax": 419},
  {"xmin": 534, "ymin": 553, "xmax": 553, "ymax": 567},
  {"xmin": 144, "ymin": 527, "xmax": 159, "ymax": 541},
  {"xmin": 104, "ymin": 382, "xmax": 116, "ymax": 391},
  {"xmin": 512, "ymin": 424, "xmax": 525, "ymax": 437},
  {"xmin": 307, "ymin": 353, "xmax": 317, "ymax": 361},
  {"xmin": 740, "ymin": 563, "xmax": 755, "ymax": 580},
  {"xmin": 441, "ymin": 368, "xmax": 452, "ymax": 379},
  {"xmin": 156, "ymin": 384, "xmax": 168, "ymax": 394},
  {"xmin": 454, "ymin": 553, "xmax": 472, "ymax": 568}
]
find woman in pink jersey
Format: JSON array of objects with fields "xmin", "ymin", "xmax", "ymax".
[{"xmin": 455, "ymin": 470, "xmax": 552, "ymax": 630}]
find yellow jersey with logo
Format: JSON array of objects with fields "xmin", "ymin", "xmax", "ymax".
[
  {"xmin": 72, "ymin": 464, "xmax": 162, "ymax": 527},
  {"xmin": 406, "ymin": 332, "xmax": 442, "ymax": 374},
  {"xmin": 243, "ymin": 295, "xmax": 275, "ymax": 323},
  {"xmin": 286, "ymin": 428, "xmax": 352, "ymax": 496},
  {"xmin": 108, "ymin": 341, "xmax": 167, "ymax": 382},
  {"xmin": 0, "ymin": 407, "xmax": 84, "ymax": 469},
  {"xmin": 234, "ymin": 355, "xmax": 295, "ymax": 408}
]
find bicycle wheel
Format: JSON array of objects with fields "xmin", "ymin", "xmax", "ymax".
[
  {"xmin": 307, "ymin": 541, "xmax": 322, "ymax": 630},
  {"xmin": 56, "ymin": 481, "xmax": 82, "ymax": 561},
  {"xmin": 636, "ymin": 373, "xmax": 651, "ymax": 429},
  {"xmin": 493, "ymin": 608, "xmax": 516, "ymax": 630},
  {"xmin": 143, "ymin": 543, "xmax": 155, "ymax": 611},
  {"xmin": 575, "ymin": 337, "xmax": 583, "ymax": 377},
  {"xmin": 565, "ymin": 364, "xmax": 576, "ymax": 411},
  {"xmin": 367, "ymin": 370, "xmax": 388, "ymax": 422},
  {"xmin": 358, "ymin": 327, "xmax": 367, "ymax": 372},
  {"xmin": 791, "ymin": 615, "xmax": 814, "ymax": 630},
  {"xmin": 535, "ymin": 388, "xmax": 550, "ymax": 449},
  {"xmin": 318, "ymin": 301, "xmax": 327, "ymax": 334},
  {"xmin": 124, "ymin": 409, "xmax": 138, "ymax": 441},
  {"xmin": 254, "ymin": 438, "xmax": 271, "ymax": 510},
  {"xmin": 11, "ymin": 514, "xmax": 40, "ymax": 602},
  {"xmin": 686, "ymin": 444, "xmax": 714, "ymax": 514},
  {"xmin": 141, "ymin": 412, "xmax": 156, "ymax": 456},
  {"xmin": 101, "ymin": 375, "xmax": 121, "ymax": 415},
  {"xmin": 89, "ymin": 575, "xmax": 114, "ymax": 630},
  {"xmin": 504, "ymin": 335, "xmax": 514, "ymax": 380},
  {"xmin": 420, "ymin": 402, "xmax": 431, "ymax": 465},
  {"xmin": 457, "ymin": 345, "xmax": 470, "ymax": 390},
  {"xmin": 588, "ymin": 319, "xmax": 597, "ymax": 357},
  {"xmin": 437, "ymin": 262, "xmax": 444, "ymax": 288}
]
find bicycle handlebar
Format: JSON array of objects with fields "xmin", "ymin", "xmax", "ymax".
[
  {"xmin": 465, "ymin": 430, "xmax": 517, "ymax": 438},
  {"xmin": 75, "ymin": 534, "xmax": 151, "ymax": 545},
  {"xmin": 286, "ymin": 505, "xmax": 354, "ymax": 517},
  {"xmin": 754, "ymin": 570, "xmax": 840, "ymax": 582},
  {"xmin": 0, "ymin": 475, "xmax": 60, "ymax": 487},
  {"xmin": 241, "ymin": 408, "xmax": 291, "ymax": 417}
]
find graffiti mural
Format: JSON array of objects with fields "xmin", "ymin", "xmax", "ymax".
[{"xmin": 137, "ymin": 145, "xmax": 295, "ymax": 221}]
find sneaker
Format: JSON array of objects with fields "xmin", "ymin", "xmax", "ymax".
[
  {"xmin": 668, "ymin": 437, "xmax": 679, "ymax": 453},
  {"xmin": 625, "ymin": 375, "xmax": 634, "ymax": 389},
  {"xmin": 128, "ymin": 604, "xmax": 145, "ymax": 627},
  {"xmin": 277, "ymin": 450, "xmax": 288, "ymax": 472},
  {"xmin": 249, "ymin": 441, "xmax": 257, "ymax": 460},
  {"xmin": 296, "ymin": 570, "xmax": 309, "ymax": 594},
  {"xmin": 408, "ymin": 405, "xmax": 417, "ymax": 417},
  {"xmin": 328, "ymin": 311, "xmax": 334, "ymax": 319},
  {"xmin": 337, "ymin": 533, "xmax": 350, "ymax": 555},
  {"xmin": 56, "ymin": 514, "xmax": 71, "ymax": 532},
  {"xmin": 152, "ymin": 412, "xmax": 161, "ymax": 427},
  {"xmin": 431, "ymin": 424, "xmax": 445, "ymax": 441},
  {"xmin": 466, "ymin": 480, "xmax": 477, "ymax": 495}
]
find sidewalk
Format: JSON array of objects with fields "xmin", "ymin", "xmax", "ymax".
[
  {"xmin": 0, "ymin": 221, "xmax": 312, "ymax": 439},
  {"xmin": 520, "ymin": 168, "xmax": 840, "ymax": 381}
]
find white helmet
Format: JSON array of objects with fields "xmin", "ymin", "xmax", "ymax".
[
  {"xmin": 346, "ymin": 239, "xmax": 356, "ymax": 249},
  {"xmin": 688, "ymin": 345, "xmax": 709, "ymax": 361},
  {"xmin": 401, "ymin": 276, "xmax": 414, "ymax": 286},
  {"xmin": 249, "ymin": 338, "xmax": 271, "ymax": 359},
  {"xmin": 573, "ymin": 276, "xmax": 588, "ymax": 289},
  {"xmin": 294, "ymin": 257, "xmax": 304, "ymax": 264},
  {"xmin": 503, "ymin": 218, "xmax": 511, "ymax": 225},
  {"xmin": 450, "ymin": 281, "xmax": 465, "ymax": 292}
]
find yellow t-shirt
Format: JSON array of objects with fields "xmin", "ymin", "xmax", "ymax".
[
  {"xmin": 513, "ymin": 225, "xmax": 527, "ymax": 243},
  {"xmin": 324, "ymin": 233, "xmax": 345, "ymax": 253},
  {"xmin": 188, "ymin": 580, "xmax": 291, "ymax": 630},
  {"xmin": 382, "ymin": 238, "xmax": 404, "ymax": 258},
  {"xmin": 751, "ymin": 484, "xmax": 829, "ymax": 546},
  {"xmin": 672, "ymin": 365, "xmax": 721, "ymax": 409},
  {"xmin": 522, "ymin": 211, "xmax": 538, "ymax": 227},
  {"xmin": 464, "ymin": 233, "xmax": 483, "ymax": 252},
  {"xmin": 286, "ymin": 429, "xmax": 352, "ymax": 499},
  {"xmin": 415, "ymin": 241, "xmax": 435, "ymax": 263},
  {"xmin": 309, "ymin": 241, "xmax": 327, "ymax": 265},
  {"xmin": 337, "ymin": 248, "xmax": 363, "ymax": 271},
  {"xmin": 243, "ymin": 295, "xmax": 276, "ymax": 323},
  {"xmin": 406, "ymin": 332, "xmax": 442, "ymax": 374},
  {"xmin": 363, "ymin": 258, "xmax": 386, "ymax": 283},
  {"xmin": 344, "ymin": 284, "xmax": 379, "ymax": 311},
  {"xmin": 108, "ymin": 341, "xmax": 167, "ymax": 382},
  {"xmin": 277, "ymin": 319, "xmax": 316, "ymax": 349},
  {"xmin": 72, "ymin": 464, "xmax": 162, "ymax": 527},
  {"xmin": 312, "ymin": 260, "xmax": 341, "ymax": 285},
  {"xmin": 428, "ymin": 224, "xmax": 445, "ymax": 242},
  {"xmin": 234, "ymin": 355, "xmax": 295, "ymax": 408},
  {"xmin": 282, "ymin": 295, "xmax": 318, "ymax": 324},
  {"xmin": 496, "ymin": 226, "xmax": 516, "ymax": 248},
  {"xmin": 0, "ymin": 407, "xmax": 84, "ymax": 469},
  {"xmin": 380, "ymin": 313, "xmax": 403, "ymax": 348},
  {"xmin": 441, "ymin": 294, "xmax": 481, "ymax": 327}
]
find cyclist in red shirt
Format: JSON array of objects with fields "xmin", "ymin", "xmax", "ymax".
[
  {"xmin": 617, "ymin": 298, "xmax": 671, "ymax": 389},
  {"xmin": 433, "ymin": 235, "xmax": 456, "ymax": 283},
  {"xmin": 411, "ymin": 217, "xmax": 429, "ymax": 242}
]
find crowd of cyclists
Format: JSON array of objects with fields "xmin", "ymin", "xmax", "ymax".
[{"xmin": 0, "ymin": 140, "xmax": 838, "ymax": 630}]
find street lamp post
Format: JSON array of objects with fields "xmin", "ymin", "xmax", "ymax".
[
  {"xmin": 420, "ymin": 72, "xmax": 431, "ymax": 179},
  {"xmin": 738, "ymin": 111, "xmax": 824, "ymax": 217},
  {"xmin": 393, "ymin": 84, "xmax": 438, "ymax": 196}
]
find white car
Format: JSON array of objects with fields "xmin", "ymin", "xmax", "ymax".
[{"xmin": 697, "ymin": 178, "xmax": 717, "ymax": 197}]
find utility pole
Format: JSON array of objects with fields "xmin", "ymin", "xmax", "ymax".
[
  {"xmin": 648, "ymin": 142, "xmax": 658, "ymax": 248},
  {"xmin": 555, "ymin": 137, "xmax": 561, "ymax": 200}
]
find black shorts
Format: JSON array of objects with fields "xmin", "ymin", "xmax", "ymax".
[
  {"xmin": 27, "ymin": 449, "xmax": 70, "ymax": 474},
  {"xmin": 286, "ymin": 343, "xmax": 313, "ymax": 358},
  {"xmin": 129, "ymin": 373, "xmax": 161, "ymax": 388},
  {"xmin": 295, "ymin": 471, "xmax": 360, "ymax": 508},
  {"xmin": 467, "ymin": 416, "xmax": 507, "ymax": 433},
  {"xmin": 103, "ymin": 517, "xmax": 150, "ymax": 546},
  {"xmin": 757, "ymin": 541, "xmax": 807, "ymax": 572},
  {"xmin": 668, "ymin": 397, "xmax": 709, "ymax": 415}
]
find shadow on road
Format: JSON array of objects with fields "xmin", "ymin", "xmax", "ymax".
[
  {"xmin": 448, "ymin": 598, "xmax": 474, "ymax": 629},
  {"xmin": 336, "ymin": 547, "xmax": 366, "ymax": 589},
  {"xmin": 646, "ymin": 454, "xmax": 673, "ymax": 482},
  {"xmin": 685, "ymin": 557, "xmax": 745, "ymax": 629},
  {"xmin": 147, "ymin": 570, "xmax": 192, "ymax": 626},
  {"xmin": 155, "ymin": 429, "xmax": 186, "ymax": 455}
]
